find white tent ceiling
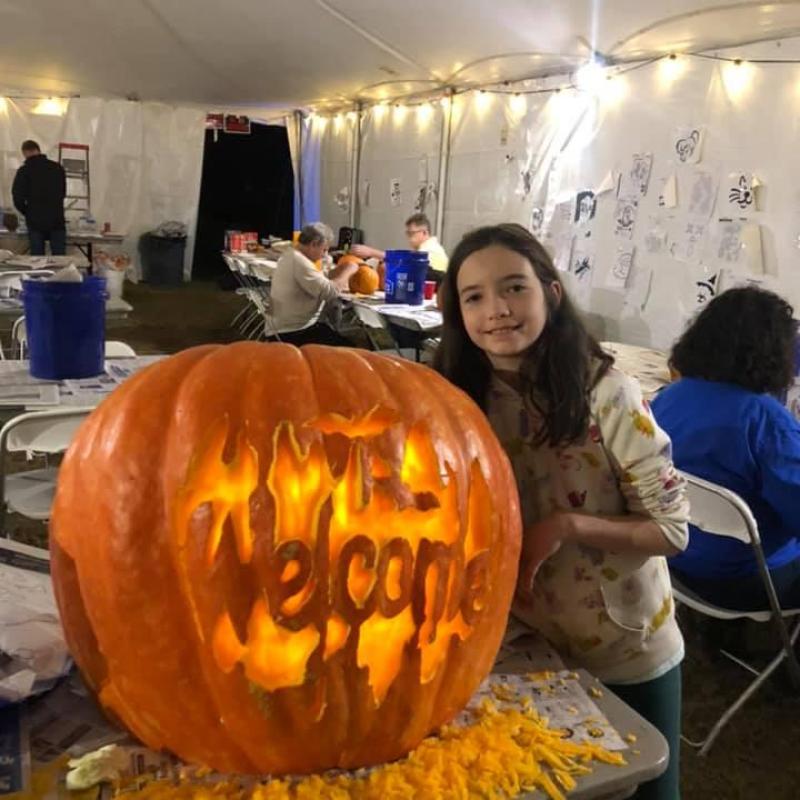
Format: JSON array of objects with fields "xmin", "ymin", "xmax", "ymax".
[{"xmin": 2, "ymin": 0, "xmax": 800, "ymax": 109}]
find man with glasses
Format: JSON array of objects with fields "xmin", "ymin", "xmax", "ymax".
[{"xmin": 351, "ymin": 213, "xmax": 449, "ymax": 276}]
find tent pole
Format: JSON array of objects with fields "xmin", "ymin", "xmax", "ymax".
[
  {"xmin": 294, "ymin": 110, "xmax": 304, "ymax": 227},
  {"xmin": 435, "ymin": 89, "xmax": 454, "ymax": 241},
  {"xmin": 348, "ymin": 102, "xmax": 363, "ymax": 229}
]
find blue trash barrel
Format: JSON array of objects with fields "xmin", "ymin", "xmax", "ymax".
[
  {"xmin": 23, "ymin": 276, "xmax": 107, "ymax": 379},
  {"xmin": 384, "ymin": 250, "xmax": 429, "ymax": 305}
]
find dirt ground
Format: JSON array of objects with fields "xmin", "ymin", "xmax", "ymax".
[{"xmin": 6, "ymin": 279, "xmax": 799, "ymax": 799}]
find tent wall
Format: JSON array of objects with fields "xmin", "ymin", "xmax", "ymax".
[
  {"xmin": 0, "ymin": 97, "xmax": 205, "ymax": 278},
  {"xmin": 321, "ymin": 38, "xmax": 800, "ymax": 349}
]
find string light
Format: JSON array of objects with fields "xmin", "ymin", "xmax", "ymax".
[
  {"xmin": 658, "ymin": 53, "xmax": 687, "ymax": 86},
  {"xmin": 722, "ymin": 58, "xmax": 754, "ymax": 99},
  {"xmin": 316, "ymin": 52, "xmax": 776, "ymax": 123},
  {"xmin": 574, "ymin": 58, "xmax": 606, "ymax": 94},
  {"xmin": 32, "ymin": 97, "xmax": 67, "ymax": 116}
]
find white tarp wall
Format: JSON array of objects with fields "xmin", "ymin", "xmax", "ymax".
[
  {"xmin": 0, "ymin": 97, "xmax": 205, "ymax": 278},
  {"xmin": 358, "ymin": 103, "xmax": 442, "ymax": 248},
  {"xmin": 321, "ymin": 38, "xmax": 800, "ymax": 349}
]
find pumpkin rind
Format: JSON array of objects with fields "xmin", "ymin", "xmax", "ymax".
[{"xmin": 50, "ymin": 343, "xmax": 521, "ymax": 775}]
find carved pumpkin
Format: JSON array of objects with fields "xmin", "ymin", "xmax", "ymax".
[
  {"xmin": 338, "ymin": 253, "xmax": 362, "ymax": 269},
  {"xmin": 348, "ymin": 265, "xmax": 379, "ymax": 295},
  {"xmin": 376, "ymin": 260, "xmax": 386, "ymax": 291},
  {"xmin": 50, "ymin": 343, "xmax": 521, "ymax": 776}
]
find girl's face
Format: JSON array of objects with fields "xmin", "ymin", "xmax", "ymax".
[{"xmin": 457, "ymin": 244, "xmax": 560, "ymax": 371}]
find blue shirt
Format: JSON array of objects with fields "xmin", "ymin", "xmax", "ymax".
[{"xmin": 651, "ymin": 378, "xmax": 800, "ymax": 578}]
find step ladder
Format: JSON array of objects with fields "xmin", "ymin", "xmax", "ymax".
[{"xmin": 58, "ymin": 142, "xmax": 91, "ymax": 223}]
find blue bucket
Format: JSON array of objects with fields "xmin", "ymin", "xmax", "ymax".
[
  {"xmin": 23, "ymin": 277, "xmax": 107, "ymax": 380},
  {"xmin": 384, "ymin": 250, "xmax": 429, "ymax": 305}
]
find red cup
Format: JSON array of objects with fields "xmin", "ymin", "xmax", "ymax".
[{"xmin": 424, "ymin": 280, "xmax": 436, "ymax": 300}]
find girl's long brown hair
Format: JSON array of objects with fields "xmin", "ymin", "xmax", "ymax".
[{"xmin": 433, "ymin": 223, "xmax": 613, "ymax": 447}]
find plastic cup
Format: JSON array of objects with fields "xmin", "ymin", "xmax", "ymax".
[{"xmin": 424, "ymin": 281, "xmax": 437, "ymax": 300}]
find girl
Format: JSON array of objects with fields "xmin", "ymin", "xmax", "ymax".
[{"xmin": 434, "ymin": 224, "xmax": 689, "ymax": 800}]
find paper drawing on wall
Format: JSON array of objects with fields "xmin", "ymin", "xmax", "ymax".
[
  {"xmin": 695, "ymin": 271, "xmax": 719, "ymax": 306},
  {"xmin": 520, "ymin": 169, "xmax": 533, "ymax": 198},
  {"xmin": 553, "ymin": 234, "xmax": 574, "ymax": 273},
  {"xmin": 595, "ymin": 170, "xmax": 619, "ymax": 196},
  {"xmin": 390, "ymin": 178, "xmax": 402, "ymax": 207},
  {"xmin": 606, "ymin": 244, "xmax": 635, "ymax": 290},
  {"xmin": 687, "ymin": 170, "xmax": 718, "ymax": 220},
  {"xmin": 334, "ymin": 186, "xmax": 350, "ymax": 213},
  {"xmin": 572, "ymin": 252, "xmax": 594, "ymax": 281},
  {"xmin": 530, "ymin": 206, "xmax": 544, "ymax": 236},
  {"xmin": 672, "ymin": 220, "xmax": 707, "ymax": 264},
  {"xmin": 658, "ymin": 174, "xmax": 678, "ymax": 209},
  {"xmin": 614, "ymin": 198, "xmax": 638, "ymax": 239},
  {"xmin": 644, "ymin": 219, "xmax": 669, "ymax": 254},
  {"xmin": 711, "ymin": 221, "xmax": 763, "ymax": 273},
  {"xmin": 722, "ymin": 172, "xmax": 757, "ymax": 215},
  {"xmin": 673, "ymin": 127, "xmax": 704, "ymax": 164},
  {"xmin": 619, "ymin": 153, "xmax": 653, "ymax": 198},
  {"xmin": 574, "ymin": 191, "xmax": 597, "ymax": 225},
  {"xmin": 715, "ymin": 220, "xmax": 744, "ymax": 263}
]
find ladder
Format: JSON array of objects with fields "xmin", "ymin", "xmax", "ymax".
[{"xmin": 58, "ymin": 142, "xmax": 91, "ymax": 222}]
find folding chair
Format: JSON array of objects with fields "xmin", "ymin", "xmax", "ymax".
[
  {"xmin": 350, "ymin": 304, "xmax": 401, "ymax": 355},
  {"xmin": 0, "ymin": 408, "xmax": 93, "ymax": 532},
  {"xmin": 672, "ymin": 471, "xmax": 800, "ymax": 755},
  {"xmin": 11, "ymin": 315, "xmax": 27, "ymax": 358}
]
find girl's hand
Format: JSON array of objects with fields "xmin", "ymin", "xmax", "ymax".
[{"xmin": 515, "ymin": 512, "xmax": 573, "ymax": 607}]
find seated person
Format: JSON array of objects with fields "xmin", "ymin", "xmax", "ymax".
[
  {"xmin": 270, "ymin": 222, "xmax": 358, "ymax": 346},
  {"xmin": 351, "ymin": 213, "xmax": 449, "ymax": 277},
  {"xmin": 651, "ymin": 287, "xmax": 800, "ymax": 610}
]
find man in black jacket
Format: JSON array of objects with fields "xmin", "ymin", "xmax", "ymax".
[{"xmin": 12, "ymin": 140, "xmax": 67, "ymax": 255}]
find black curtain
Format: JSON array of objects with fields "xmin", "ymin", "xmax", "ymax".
[{"xmin": 192, "ymin": 123, "xmax": 294, "ymax": 283}]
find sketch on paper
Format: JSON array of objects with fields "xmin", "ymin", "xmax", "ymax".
[
  {"xmin": 554, "ymin": 235, "xmax": 574, "ymax": 273},
  {"xmin": 607, "ymin": 244, "xmax": 634, "ymax": 290},
  {"xmin": 658, "ymin": 174, "xmax": 677, "ymax": 209},
  {"xmin": 723, "ymin": 173, "xmax": 756, "ymax": 215},
  {"xmin": 520, "ymin": 168, "xmax": 533, "ymax": 198},
  {"xmin": 619, "ymin": 153, "xmax": 653, "ymax": 198},
  {"xmin": 672, "ymin": 220, "xmax": 708, "ymax": 263},
  {"xmin": 687, "ymin": 171, "xmax": 718, "ymax": 220},
  {"xmin": 715, "ymin": 220, "xmax": 744, "ymax": 263},
  {"xmin": 673, "ymin": 127, "xmax": 704, "ymax": 164},
  {"xmin": 574, "ymin": 190, "xmax": 597, "ymax": 225},
  {"xmin": 530, "ymin": 206, "xmax": 544, "ymax": 236},
  {"xmin": 695, "ymin": 271, "xmax": 720, "ymax": 306},
  {"xmin": 571, "ymin": 251, "xmax": 594, "ymax": 281},
  {"xmin": 644, "ymin": 221, "xmax": 669, "ymax": 254},
  {"xmin": 613, "ymin": 198, "xmax": 639, "ymax": 239},
  {"xmin": 390, "ymin": 178, "xmax": 401, "ymax": 207}
]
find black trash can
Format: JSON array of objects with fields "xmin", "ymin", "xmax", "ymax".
[{"xmin": 139, "ymin": 233, "xmax": 186, "ymax": 285}]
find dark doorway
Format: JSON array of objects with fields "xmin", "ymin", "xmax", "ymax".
[{"xmin": 192, "ymin": 123, "xmax": 294, "ymax": 283}]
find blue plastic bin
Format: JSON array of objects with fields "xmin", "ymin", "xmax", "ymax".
[
  {"xmin": 384, "ymin": 250, "xmax": 429, "ymax": 305},
  {"xmin": 23, "ymin": 276, "xmax": 107, "ymax": 380}
]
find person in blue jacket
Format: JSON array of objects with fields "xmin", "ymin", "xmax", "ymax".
[{"xmin": 652, "ymin": 286, "xmax": 800, "ymax": 611}]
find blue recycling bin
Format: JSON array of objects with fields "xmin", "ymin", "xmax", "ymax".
[{"xmin": 23, "ymin": 276, "xmax": 106, "ymax": 379}]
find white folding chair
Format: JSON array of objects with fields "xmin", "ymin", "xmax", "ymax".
[
  {"xmin": 104, "ymin": 340, "xmax": 137, "ymax": 357},
  {"xmin": 0, "ymin": 408, "xmax": 93, "ymax": 530},
  {"xmin": 672, "ymin": 471, "xmax": 800, "ymax": 755},
  {"xmin": 11, "ymin": 315, "xmax": 27, "ymax": 359}
]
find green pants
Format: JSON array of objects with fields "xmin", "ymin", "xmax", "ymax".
[{"xmin": 606, "ymin": 664, "xmax": 682, "ymax": 800}]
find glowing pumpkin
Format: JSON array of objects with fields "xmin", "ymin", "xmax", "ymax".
[
  {"xmin": 348, "ymin": 265, "xmax": 379, "ymax": 295},
  {"xmin": 50, "ymin": 343, "xmax": 521, "ymax": 776}
]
